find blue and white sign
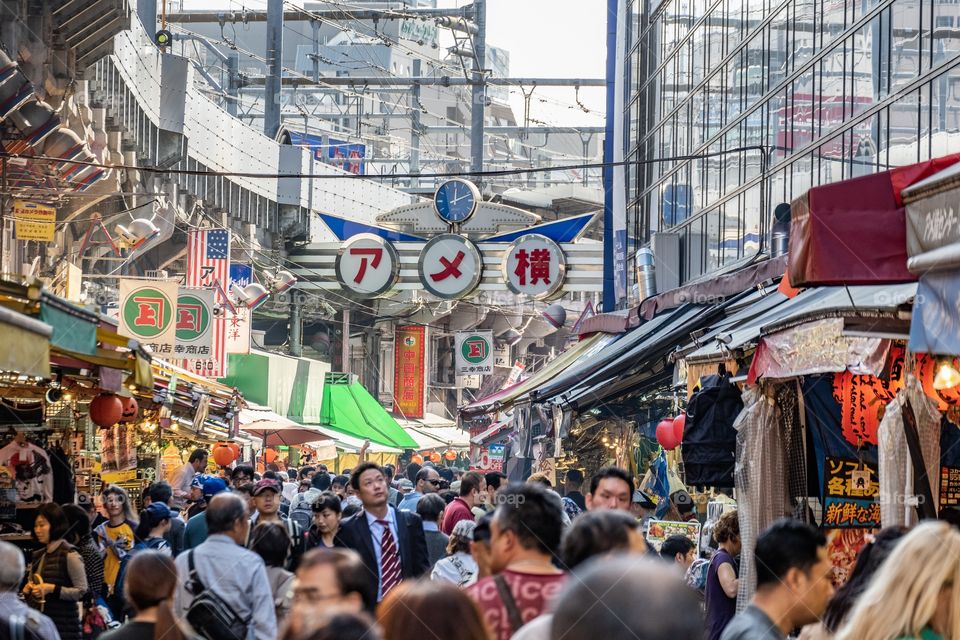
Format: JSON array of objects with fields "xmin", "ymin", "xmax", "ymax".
[{"xmin": 229, "ymin": 264, "xmax": 254, "ymax": 289}]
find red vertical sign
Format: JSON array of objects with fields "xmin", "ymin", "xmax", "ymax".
[{"xmin": 393, "ymin": 325, "xmax": 425, "ymax": 418}]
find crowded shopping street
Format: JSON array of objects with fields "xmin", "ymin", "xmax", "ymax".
[{"xmin": 1, "ymin": 0, "xmax": 960, "ymax": 639}]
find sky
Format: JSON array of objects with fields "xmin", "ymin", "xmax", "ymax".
[{"xmin": 176, "ymin": 0, "xmax": 608, "ymax": 127}]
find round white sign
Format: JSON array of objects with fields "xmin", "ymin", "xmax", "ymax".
[
  {"xmin": 418, "ymin": 234, "xmax": 483, "ymax": 299},
  {"xmin": 501, "ymin": 234, "xmax": 566, "ymax": 299},
  {"xmin": 334, "ymin": 234, "xmax": 400, "ymax": 297}
]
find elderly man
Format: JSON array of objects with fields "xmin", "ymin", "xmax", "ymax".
[
  {"xmin": 0, "ymin": 541, "xmax": 61, "ymax": 639},
  {"xmin": 174, "ymin": 492, "xmax": 276, "ymax": 640}
]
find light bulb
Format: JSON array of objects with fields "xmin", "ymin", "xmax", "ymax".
[{"xmin": 934, "ymin": 359, "xmax": 960, "ymax": 390}]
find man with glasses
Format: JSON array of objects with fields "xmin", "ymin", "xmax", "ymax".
[
  {"xmin": 283, "ymin": 548, "xmax": 372, "ymax": 637},
  {"xmin": 396, "ymin": 466, "xmax": 440, "ymax": 512},
  {"xmin": 335, "ymin": 462, "xmax": 430, "ymax": 605}
]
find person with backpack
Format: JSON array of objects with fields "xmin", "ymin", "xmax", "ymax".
[
  {"xmin": 134, "ymin": 504, "xmax": 173, "ymax": 556},
  {"xmin": 173, "ymin": 492, "xmax": 275, "ymax": 640},
  {"xmin": 248, "ymin": 478, "xmax": 304, "ymax": 569}
]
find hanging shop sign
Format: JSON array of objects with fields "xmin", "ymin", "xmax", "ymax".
[
  {"xmin": 394, "ymin": 325, "xmax": 425, "ymax": 418},
  {"xmin": 226, "ymin": 265, "xmax": 253, "ymax": 354},
  {"xmin": 477, "ymin": 443, "xmax": 505, "ymax": 472},
  {"xmin": 502, "ymin": 234, "xmax": 566, "ymax": 299},
  {"xmin": 175, "ymin": 288, "xmax": 214, "ymax": 358},
  {"xmin": 119, "ymin": 278, "xmax": 178, "ymax": 355},
  {"xmin": 335, "ymin": 234, "xmax": 400, "ymax": 297},
  {"xmin": 822, "ymin": 457, "xmax": 880, "ymax": 528},
  {"xmin": 455, "ymin": 330, "xmax": 494, "ymax": 375},
  {"xmin": 13, "ymin": 201, "xmax": 56, "ymax": 241},
  {"xmin": 184, "ymin": 229, "xmax": 231, "ymax": 378},
  {"xmin": 419, "ymin": 234, "xmax": 483, "ymax": 299}
]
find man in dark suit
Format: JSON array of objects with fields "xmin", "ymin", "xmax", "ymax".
[{"xmin": 335, "ymin": 461, "xmax": 430, "ymax": 607}]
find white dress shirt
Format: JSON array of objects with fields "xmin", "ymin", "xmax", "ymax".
[{"xmin": 365, "ymin": 507, "xmax": 400, "ymax": 601}]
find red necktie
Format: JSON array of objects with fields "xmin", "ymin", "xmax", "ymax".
[{"xmin": 377, "ymin": 519, "xmax": 402, "ymax": 596}]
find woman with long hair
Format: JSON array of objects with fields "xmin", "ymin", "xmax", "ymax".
[
  {"xmin": 133, "ymin": 503, "xmax": 173, "ymax": 555},
  {"xmin": 22, "ymin": 502, "xmax": 88, "ymax": 640},
  {"xmin": 94, "ymin": 485, "xmax": 139, "ymax": 618},
  {"xmin": 100, "ymin": 551, "xmax": 189, "ymax": 640},
  {"xmin": 836, "ymin": 521, "xmax": 960, "ymax": 640},
  {"xmin": 303, "ymin": 491, "xmax": 341, "ymax": 551},
  {"xmin": 378, "ymin": 580, "xmax": 490, "ymax": 640}
]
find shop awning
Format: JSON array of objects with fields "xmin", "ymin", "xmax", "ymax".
[
  {"xmin": 397, "ymin": 420, "xmax": 471, "ymax": 450},
  {"xmin": 470, "ymin": 418, "xmax": 512, "ymax": 445},
  {"xmin": 320, "ymin": 373, "xmax": 418, "ymax": 449},
  {"xmin": 0, "ymin": 304, "xmax": 52, "ymax": 378},
  {"xmin": 462, "ymin": 332, "xmax": 615, "ymax": 417},
  {"xmin": 221, "ymin": 350, "xmax": 329, "ymax": 423},
  {"xmin": 239, "ymin": 402, "xmax": 336, "ymax": 448},
  {"xmin": 309, "ymin": 425, "xmax": 403, "ymax": 454},
  {"xmin": 39, "ymin": 292, "xmax": 97, "ymax": 356}
]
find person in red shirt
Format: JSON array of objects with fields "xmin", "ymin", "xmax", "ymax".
[
  {"xmin": 466, "ymin": 483, "xmax": 565, "ymax": 640},
  {"xmin": 441, "ymin": 471, "xmax": 486, "ymax": 535}
]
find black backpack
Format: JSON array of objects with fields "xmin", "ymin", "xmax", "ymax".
[
  {"xmin": 681, "ymin": 372, "xmax": 744, "ymax": 488},
  {"xmin": 1, "ymin": 614, "xmax": 44, "ymax": 640},
  {"xmin": 184, "ymin": 550, "xmax": 250, "ymax": 640}
]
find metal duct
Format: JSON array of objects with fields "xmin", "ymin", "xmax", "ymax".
[
  {"xmin": 635, "ymin": 247, "xmax": 657, "ymax": 300},
  {"xmin": 770, "ymin": 202, "xmax": 791, "ymax": 258}
]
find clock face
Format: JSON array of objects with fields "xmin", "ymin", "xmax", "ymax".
[{"xmin": 434, "ymin": 179, "xmax": 478, "ymax": 223}]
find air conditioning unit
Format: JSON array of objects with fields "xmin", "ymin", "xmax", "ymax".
[{"xmin": 145, "ymin": 270, "xmax": 169, "ymax": 279}]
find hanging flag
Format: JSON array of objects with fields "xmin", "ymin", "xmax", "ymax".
[
  {"xmin": 226, "ymin": 265, "xmax": 253, "ymax": 354},
  {"xmin": 175, "ymin": 287, "xmax": 215, "ymax": 359},
  {"xmin": 118, "ymin": 278, "xmax": 179, "ymax": 356},
  {"xmin": 185, "ymin": 229, "xmax": 230, "ymax": 377}
]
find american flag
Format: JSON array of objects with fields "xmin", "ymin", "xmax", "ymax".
[{"xmin": 185, "ymin": 229, "xmax": 230, "ymax": 378}]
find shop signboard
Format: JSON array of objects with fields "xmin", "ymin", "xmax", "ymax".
[
  {"xmin": 226, "ymin": 265, "xmax": 253, "ymax": 354},
  {"xmin": 502, "ymin": 234, "xmax": 567, "ymax": 299},
  {"xmin": 645, "ymin": 519, "xmax": 701, "ymax": 554},
  {"xmin": 822, "ymin": 457, "xmax": 880, "ymax": 528},
  {"xmin": 184, "ymin": 229, "xmax": 231, "ymax": 378},
  {"xmin": 13, "ymin": 201, "xmax": 56, "ymax": 241},
  {"xmin": 393, "ymin": 325, "xmax": 425, "ymax": 418},
  {"xmin": 941, "ymin": 466, "xmax": 960, "ymax": 509},
  {"xmin": 419, "ymin": 235, "xmax": 483, "ymax": 299},
  {"xmin": 174, "ymin": 288, "xmax": 214, "ymax": 358},
  {"xmin": 455, "ymin": 331, "xmax": 493, "ymax": 375},
  {"xmin": 118, "ymin": 278, "xmax": 179, "ymax": 355},
  {"xmin": 336, "ymin": 234, "xmax": 400, "ymax": 297},
  {"xmin": 479, "ymin": 443, "xmax": 505, "ymax": 472}
]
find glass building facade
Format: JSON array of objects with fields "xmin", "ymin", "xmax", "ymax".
[{"xmin": 627, "ymin": 0, "xmax": 960, "ymax": 284}]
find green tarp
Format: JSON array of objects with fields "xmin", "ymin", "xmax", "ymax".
[
  {"xmin": 40, "ymin": 295, "xmax": 97, "ymax": 356},
  {"xmin": 321, "ymin": 379, "xmax": 418, "ymax": 449},
  {"xmin": 221, "ymin": 350, "xmax": 327, "ymax": 424}
]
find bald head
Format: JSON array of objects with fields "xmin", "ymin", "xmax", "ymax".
[
  {"xmin": 550, "ymin": 555, "xmax": 702, "ymax": 640},
  {"xmin": 206, "ymin": 492, "xmax": 249, "ymax": 537},
  {"xmin": 0, "ymin": 541, "xmax": 24, "ymax": 590}
]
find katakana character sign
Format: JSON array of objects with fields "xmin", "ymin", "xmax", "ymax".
[
  {"xmin": 335, "ymin": 234, "xmax": 400, "ymax": 297},
  {"xmin": 418, "ymin": 234, "xmax": 482, "ymax": 299},
  {"xmin": 503, "ymin": 234, "xmax": 566, "ymax": 299}
]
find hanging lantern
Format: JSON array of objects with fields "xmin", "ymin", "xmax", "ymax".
[
  {"xmin": 410, "ymin": 453, "xmax": 423, "ymax": 465},
  {"xmin": 227, "ymin": 442, "xmax": 240, "ymax": 459},
  {"xmin": 118, "ymin": 396, "xmax": 139, "ymax": 423},
  {"xmin": 89, "ymin": 393, "xmax": 123, "ymax": 428},
  {"xmin": 429, "ymin": 451, "xmax": 442, "ymax": 463},
  {"xmin": 264, "ymin": 448, "xmax": 278, "ymax": 464},
  {"xmin": 656, "ymin": 416, "xmax": 680, "ymax": 450},
  {"xmin": 444, "ymin": 449, "xmax": 457, "ymax": 461},
  {"xmin": 673, "ymin": 412, "xmax": 687, "ymax": 445},
  {"xmin": 212, "ymin": 442, "xmax": 236, "ymax": 467}
]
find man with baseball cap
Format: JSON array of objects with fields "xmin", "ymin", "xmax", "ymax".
[
  {"xmin": 183, "ymin": 476, "xmax": 228, "ymax": 550},
  {"xmin": 248, "ymin": 478, "xmax": 303, "ymax": 568}
]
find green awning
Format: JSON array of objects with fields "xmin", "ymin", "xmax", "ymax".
[
  {"xmin": 221, "ymin": 350, "xmax": 327, "ymax": 424},
  {"xmin": 320, "ymin": 373, "xmax": 418, "ymax": 449},
  {"xmin": 39, "ymin": 293, "xmax": 97, "ymax": 356}
]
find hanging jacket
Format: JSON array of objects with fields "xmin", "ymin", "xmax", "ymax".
[{"xmin": 682, "ymin": 374, "xmax": 743, "ymax": 488}]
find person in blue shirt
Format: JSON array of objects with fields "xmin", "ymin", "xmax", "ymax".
[{"xmin": 397, "ymin": 467, "xmax": 440, "ymax": 512}]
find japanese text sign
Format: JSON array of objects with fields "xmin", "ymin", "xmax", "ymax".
[
  {"xmin": 13, "ymin": 201, "xmax": 56, "ymax": 241},
  {"xmin": 335, "ymin": 234, "xmax": 399, "ymax": 297},
  {"xmin": 419, "ymin": 234, "xmax": 483, "ymax": 299},
  {"xmin": 455, "ymin": 331, "xmax": 493, "ymax": 375},
  {"xmin": 822, "ymin": 457, "xmax": 880, "ymax": 528},
  {"xmin": 502, "ymin": 234, "xmax": 566, "ymax": 299},
  {"xmin": 119, "ymin": 278, "xmax": 179, "ymax": 355},
  {"xmin": 393, "ymin": 325, "xmax": 425, "ymax": 418}
]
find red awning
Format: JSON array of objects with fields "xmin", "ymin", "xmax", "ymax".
[{"xmin": 788, "ymin": 153, "xmax": 960, "ymax": 287}]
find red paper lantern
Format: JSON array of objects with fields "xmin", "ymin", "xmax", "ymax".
[
  {"xmin": 410, "ymin": 453, "xmax": 424, "ymax": 465},
  {"xmin": 264, "ymin": 448, "xmax": 278, "ymax": 464},
  {"xmin": 656, "ymin": 416, "xmax": 681, "ymax": 450},
  {"xmin": 444, "ymin": 449, "xmax": 457, "ymax": 461},
  {"xmin": 118, "ymin": 396, "xmax": 139, "ymax": 423},
  {"xmin": 227, "ymin": 442, "xmax": 240, "ymax": 459},
  {"xmin": 212, "ymin": 443, "xmax": 236, "ymax": 467},
  {"xmin": 673, "ymin": 413, "xmax": 686, "ymax": 445},
  {"xmin": 429, "ymin": 451, "xmax": 442, "ymax": 463},
  {"xmin": 89, "ymin": 394, "xmax": 123, "ymax": 428}
]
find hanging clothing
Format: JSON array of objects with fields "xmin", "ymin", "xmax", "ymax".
[
  {"xmin": 0, "ymin": 440, "xmax": 53, "ymax": 503},
  {"xmin": 48, "ymin": 445, "xmax": 75, "ymax": 505}
]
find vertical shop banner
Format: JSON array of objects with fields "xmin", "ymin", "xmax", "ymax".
[
  {"xmin": 185, "ymin": 229, "xmax": 231, "ymax": 377},
  {"xmin": 118, "ymin": 278, "xmax": 179, "ymax": 355},
  {"xmin": 393, "ymin": 325, "xmax": 425, "ymax": 418},
  {"xmin": 174, "ymin": 288, "xmax": 214, "ymax": 358},
  {"xmin": 603, "ymin": 0, "xmax": 628, "ymax": 308},
  {"xmin": 226, "ymin": 264, "xmax": 253, "ymax": 354}
]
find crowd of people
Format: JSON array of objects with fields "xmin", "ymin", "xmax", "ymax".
[{"xmin": 1, "ymin": 448, "xmax": 958, "ymax": 640}]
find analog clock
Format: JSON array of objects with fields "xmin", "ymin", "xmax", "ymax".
[{"xmin": 434, "ymin": 178, "xmax": 480, "ymax": 224}]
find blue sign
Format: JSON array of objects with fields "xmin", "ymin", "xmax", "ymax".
[
  {"xmin": 328, "ymin": 138, "xmax": 366, "ymax": 175},
  {"xmin": 229, "ymin": 264, "xmax": 253, "ymax": 289}
]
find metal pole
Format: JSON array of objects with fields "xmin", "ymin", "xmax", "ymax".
[
  {"xmin": 289, "ymin": 292, "xmax": 302, "ymax": 357},
  {"xmin": 469, "ymin": 0, "xmax": 486, "ymax": 176},
  {"xmin": 226, "ymin": 53, "xmax": 239, "ymax": 117},
  {"xmin": 311, "ymin": 19, "xmax": 320, "ymax": 82},
  {"xmin": 341, "ymin": 309, "xmax": 351, "ymax": 374},
  {"xmin": 138, "ymin": 0, "xmax": 157, "ymax": 37},
  {"xmin": 1, "ymin": 157, "xmax": 6, "ymax": 277},
  {"xmin": 411, "ymin": 59, "xmax": 421, "ymax": 189},
  {"xmin": 264, "ymin": 0, "xmax": 283, "ymax": 139}
]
